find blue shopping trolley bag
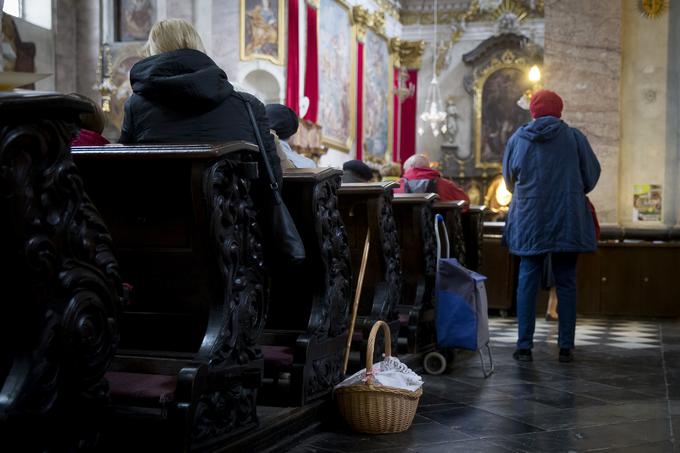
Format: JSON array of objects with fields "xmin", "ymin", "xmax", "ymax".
[{"xmin": 434, "ymin": 214, "xmax": 493, "ymax": 376}]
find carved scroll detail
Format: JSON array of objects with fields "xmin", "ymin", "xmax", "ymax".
[
  {"xmin": 377, "ymin": 191, "xmax": 402, "ymax": 319},
  {"xmin": 0, "ymin": 119, "xmax": 122, "ymax": 446},
  {"xmin": 194, "ymin": 156, "xmax": 266, "ymax": 441},
  {"xmin": 310, "ymin": 175, "xmax": 352, "ymax": 339},
  {"xmin": 306, "ymin": 350, "xmax": 344, "ymax": 397}
]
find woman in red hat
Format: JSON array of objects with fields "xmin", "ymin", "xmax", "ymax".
[{"xmin": 502, "ymin": 89, "xmax": 601, "ymax": 363}]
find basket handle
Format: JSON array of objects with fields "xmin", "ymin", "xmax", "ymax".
[{"xmin": 365, "ymin": 320, "xmax": 392, "ymax": 382}]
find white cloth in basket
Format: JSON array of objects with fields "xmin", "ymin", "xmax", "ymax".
[{"xmin": 335, "ymin": 356, "xmax": 423, "ymax": 392}]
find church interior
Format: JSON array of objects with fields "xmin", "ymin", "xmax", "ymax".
[{"xmin": 1, "ymin": 0, "xmax": 679, "ymax": 451}]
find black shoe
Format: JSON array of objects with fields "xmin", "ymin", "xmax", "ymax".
[
  {"xmin": 559, "ymin": 348, "xmax": 573, "ymax": 363},
  {"xmin": 513, "ymin": 349, "xmax": 533, "ymax": 362}
]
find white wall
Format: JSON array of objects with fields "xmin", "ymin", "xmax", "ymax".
[{"xmin": 13, "ymin": 16, "xmax": 54, "ymax": 91}]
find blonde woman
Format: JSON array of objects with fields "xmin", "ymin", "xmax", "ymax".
[{"xmin": 119, "ymin": 18, "xmax": 281, "ymax": 183}]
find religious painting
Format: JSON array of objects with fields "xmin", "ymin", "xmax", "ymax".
[
  {"xmin": 116, "ymin": 0, "xmax": 156, "ymax": 42},
  {"xmin": 318, "ymin": 0, "xmax": 355, "ymax": 151},
  {"xmin": 478, "ymin": 68, "xmax": 531, "ymax": 167},
  {"xmin": 362, "ymin": 29, "xmax": 391, "ymax": 163},
  {"xmin": 240, "ymin": 0, "xmax": 284, "ymax": 65},
  {"xmin": 108, "ymin": 43, "xmax": 144, "ymax": 133}
]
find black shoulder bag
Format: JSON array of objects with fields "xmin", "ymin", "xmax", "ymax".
[{"xmin": 241, "ymin": 97, "xmax": 306, "ymax": 265}]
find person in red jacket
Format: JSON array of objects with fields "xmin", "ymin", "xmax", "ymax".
[
  {"xmin": 70, "ymin": 93, "xmax": 110, "ymax": 146},
  {"xmin": 395, "ymin": 154, "xmax": 470, "ymax": 204}
]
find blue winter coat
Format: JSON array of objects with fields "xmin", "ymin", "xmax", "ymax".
[{"xmin": 502, "ymin": 116, "xmax": 601, "ymax": 256}]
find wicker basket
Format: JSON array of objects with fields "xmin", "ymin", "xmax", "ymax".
[{"xmin": 335, "ymin": 321, "xmax": 423, "ymax": 434}]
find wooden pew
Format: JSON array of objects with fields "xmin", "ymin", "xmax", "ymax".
[
  {"xmin": 461, "ymin": 205, "xmax": 486, "ymax": 272},
  {"xmin": 259, "ymin": 168, "xmax": 352, "ymax": 406},
  {"xmin": 391, "ymin": 193, "xmax": 438, "ymax": 353},
  {"xmin": 432, "ymin": 200, "xmax": 468, "ymax": 265},
  {"xmin": 0, "ymin": 93, "xmax": 123, "ymax": 450},
  {"xmin": 72, "ymin": 143, "xmax": 266, "ymax": 451},
  {"xmin": 337, "ymin": 182, "xmax": 403, "ymax": 368}
]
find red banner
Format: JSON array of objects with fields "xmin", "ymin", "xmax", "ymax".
[
  {"xmin": 356, "ymin": 41, "xmax": 364, "ymax": 160},
  {"xmin": 303, "ymin": 3, "xmax": 319, "ymax": 123},
  {"xmin": 285, "ymin": 0, "xmax": 300, "ymax": 115}
]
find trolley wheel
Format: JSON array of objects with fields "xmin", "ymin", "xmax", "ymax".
[{"xmin": 423, "ymin": 351, "xmax": 447, "ymax": 375}]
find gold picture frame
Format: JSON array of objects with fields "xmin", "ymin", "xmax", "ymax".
[
  {"xmin": 472, "ymin": 50, "xmax": 531, "ymax": 170},
  {"xmin": 318, "ymin": 0, "xmax": 356, "ymax": 152},
  {"xmin": 240, "ymin": 0, "xmax": 285, "ymax": 65}
]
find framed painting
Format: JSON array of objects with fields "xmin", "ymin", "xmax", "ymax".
[
  {"xmin": 318, "ymin": 0, "xmax": 355, "ymax": 152},
  {"xmin": 109, "ymin": 43, "xmax": 145, "ymax": 131},
  {"xmin": 472, "ymin": 51, "xmax": 532, "ymax": 170},
  {"xmin": 240, "ymin": 0, "xmax": 285, "ymax": 65},
  {"xmin": 362, "ymin": 28, "xmax": 392, "ymax": 164},
  {"xmin": 115, "ymin": 0, "xmax": 156, "ymax": 42}
]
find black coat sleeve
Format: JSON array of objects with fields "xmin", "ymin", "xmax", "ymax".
[
  {"xmin": 240, "ymin": 92, "xmax": 283, "ymax": 185},
  {"xmin": 118, "ymin": 98, "xmax": 136, "ymax": 144}
]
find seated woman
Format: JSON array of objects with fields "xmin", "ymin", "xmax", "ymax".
[
  {"xmin": 266, "ymin": 103, "xmax": 316, "ymax": 169},
  {"xmin": 119, "ymin": 18, "xmax": 281, "ymax": 183}
]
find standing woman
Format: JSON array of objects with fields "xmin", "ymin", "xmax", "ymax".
[
  {"xmin": 119, "ymin": 18, "xmax": 281, "ymax": 184},
  {"xmin": 502, "ymin": 89, "xmax": 600, "ymax": 363}
]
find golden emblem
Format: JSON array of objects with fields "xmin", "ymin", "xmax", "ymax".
[{"xmin": 639, "ymin": 0, "xmax": 666, "ymax": 18}]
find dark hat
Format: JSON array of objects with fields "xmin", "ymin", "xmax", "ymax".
[
  {"xmin": 530, "ymin": 89, "xmax": 564, "ymax": 119},
  {"xmin": 342, "ymin": 160, "xmax": 373, "ymax": 182},
  {"xmin": 266, "ymin": 103, "xmax": 299, "ymax": 140}
]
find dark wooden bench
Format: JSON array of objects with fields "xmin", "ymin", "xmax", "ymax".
[
  {"xmin": 432, "ymin": 200, "xmax": 468, "ymax": 265},
  {"xmin": 0, "ymin": 93, "xmax": 123, "ymax": 450},
  {"xmin": 391, "ymin": 193, "xmax": 438, "ymax": 353},
  {"xmin": 337, "ymin": 182, "xmax": 403, "ymax": 369},
  {"xmin": 259, "ymin": 168, "xmax": 352, "ymax": 406},
  {"xmin": 72, "ymin": 142, "xmax": 266, "ymax": 451},
  {"xmin": 461, "ymin": 205, "xmax": 486, "ymax": 272}
]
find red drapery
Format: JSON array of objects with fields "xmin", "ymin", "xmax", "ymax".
[
  {"xmin": 393, "ymin": 69, "xmax": 418, "ymax": 164},
  {"xmin": 303, "ymin": 2, "xmax": 319, "ymax": 123},
  {"xmin": 355, "ymin": 41, "xmax": 364, "ymax": 160},
  {"xmin": 285, "ymin": 0, "xmax": 300, "ymax": 115}
]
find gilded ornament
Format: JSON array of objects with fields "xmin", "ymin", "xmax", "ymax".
[
  {"xmin": 398, "ymin": 40, "xmax": 426, "ymax": 70},
  {"xmin": 371, "ymin": 10, "xmax": 386, "ymax": 35},
  {"xmin": 639, "ymin": 0, "xmax": 666, "ymax": 18},
  {"xmin": 352, "ymin": 5, "xmax": 371, "ymax": 41}
]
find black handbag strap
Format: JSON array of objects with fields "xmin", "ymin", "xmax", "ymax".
[{"xmin": 238, "ymin": 93, "xmax": 279, "ymax": 192}]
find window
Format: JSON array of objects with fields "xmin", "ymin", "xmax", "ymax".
[{"xmin": 3, "ymin": 0, "xmax": 52, "ymax": 30}]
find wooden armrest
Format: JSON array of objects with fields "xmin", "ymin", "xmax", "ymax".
[{"xmin": 71, "ymin": 142, "xmax": 258, "ymax": 159}]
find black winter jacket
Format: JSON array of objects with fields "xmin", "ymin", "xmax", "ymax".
[{"xmin": 119, "ymin": 48, "xmax": 281, "ymax": 183}]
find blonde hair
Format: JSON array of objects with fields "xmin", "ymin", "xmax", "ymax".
[{"xmin": 144, "ymin": 19, "xmax": 206, "ymax": 56}]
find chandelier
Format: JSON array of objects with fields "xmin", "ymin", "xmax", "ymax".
[{"xmin": 418, "ymin": 0, "xmax": 447, "ymax": 137}]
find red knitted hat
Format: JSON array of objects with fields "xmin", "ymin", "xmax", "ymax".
[{"xmin": 530, "ymin": 89, "xmax": 563, "ymax": 119}]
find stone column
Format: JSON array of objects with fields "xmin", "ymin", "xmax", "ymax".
[
  {"xmin": 619, "ymin": 1, "xmax": 669, "ymax": 227},
  {"xmin": 544, "ymin": 0, "xmax": 622, "ymax": 224},
  {"xmin": 76, "ymin": 0, "xmax": 100, "ymax": 101},
  {"xmin": 54, "ymin": 0, "xmax": 77, "ymax": 93}
]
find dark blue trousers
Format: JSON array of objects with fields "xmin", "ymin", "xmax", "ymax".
[{"xmin": 516, "ymin": 253, "xmax": 578, "ymax": 350}]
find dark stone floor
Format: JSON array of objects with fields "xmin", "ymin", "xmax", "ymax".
[{"xmin": 285, "ymin": 317, "xmax": 680, "ymax": 452}]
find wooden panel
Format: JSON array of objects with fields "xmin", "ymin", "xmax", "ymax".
[
  {"xmin": 480, "ymin": 237, "xmax": 514, "ymax": 310},
  {"xmin": 639, "ymin": 248, "xmax": 680, "ymax": 317},
  {"xmin": 599, "ymin": 246, "xmax": 642, "ymax": 316},
  {"xmin": 576, "ymin": 251, "xmax": 601, "ymax": 315}
]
